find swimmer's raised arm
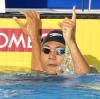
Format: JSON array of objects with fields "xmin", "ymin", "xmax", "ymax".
[
  {"xmin": 13, "ymin": 11, "xmax": 40, "ymax": 41},
  {"xmin": 59, "ymin": 6, "xmax": 91, "ymax": 74},
  {"xmin": 13, "ymin": 11, "xmax": 46, "ymax": 73}
]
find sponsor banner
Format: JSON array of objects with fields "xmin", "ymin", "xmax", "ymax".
[
  {"xmin": 0, "ymin": 28, "xmax": 31, "ymax": 51},
  {"xmin": 0, "ymin": 28, "xmax": 55, "ymax": 51},
  {"xmin": 0, "ymin": 19, "xmax": 61, "ymax": 29}
]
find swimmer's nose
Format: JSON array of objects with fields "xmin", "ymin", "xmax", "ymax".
[{"xmin": 48, "ymin": 51, "xmax": 56, "ymax": 60}]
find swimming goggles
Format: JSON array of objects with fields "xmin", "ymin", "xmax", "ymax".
[{"xmin": 42, "ymin": 46, "xmax": 65, "ymax": 55}]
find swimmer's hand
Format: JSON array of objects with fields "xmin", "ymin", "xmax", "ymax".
[
  {"xmin": 59, "ymin": 6, "xmax": 91, "ymax": 74},
  {"xmin": 59, "ymin": 6, "xmax": 76, "ymax": 45},
  {"xmin": 13, "ymin": 11, "xmax": 41, "ymax": 41}
]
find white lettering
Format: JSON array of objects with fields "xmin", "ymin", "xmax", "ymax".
[
  {"xmin": 0, "ymin": 32, "xmax": 33, "ymax": 49},
  {"xmin": 8, "ymin": 34, "xmax": 26, "ymax": 48},
  {"xmin": 27, "ymin": 36, "xmax": 32, "ymax": 48},
  {"xmin": 0, "ymin": 32, "xmax": 8, "ymax": 48}
]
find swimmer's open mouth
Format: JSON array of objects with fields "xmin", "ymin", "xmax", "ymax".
[{"xmin": 48, "ymin": 64, "xmax": 57, "ymax": 67}]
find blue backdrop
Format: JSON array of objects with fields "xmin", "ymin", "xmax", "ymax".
[{"xmin": 5, "ymin": 0, "xmax": 99, "ymax": 9}]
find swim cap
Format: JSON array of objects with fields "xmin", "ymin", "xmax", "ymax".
[{"xmin": 41, "ymin": 30, "xmax": 65, "ymax": 45}]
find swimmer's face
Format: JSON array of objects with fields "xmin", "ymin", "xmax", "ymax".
[{"xmin": 41, "ymin": 41, "xmax": 65, "ymax": 74}]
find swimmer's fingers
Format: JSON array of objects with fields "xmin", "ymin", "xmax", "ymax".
[
  {"xmin": 58, "ymin": 22, "xmax": 63, "ymax": 29},
  {"xmin": 31, "ymin": 11, "xmax": 40, "ymax": 19},
  {"xmin": 23, "ymin": 11, "xmax": 40, "ymax": 22},
  {"xmin": 13, "ymin": 17, "xmax": 24, "ymax": 28},
  {"xmin": 72, "ymin": 6, "xmax": 76, "ymax": 23}
]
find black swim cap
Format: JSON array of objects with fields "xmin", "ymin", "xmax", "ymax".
[{"xmin": 41, "ymin": 30, "xmax": 65, "ymax": 45}]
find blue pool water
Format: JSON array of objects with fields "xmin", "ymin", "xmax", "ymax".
[{"xmin": 0, "ymin": 72, "xmax": 100, "ymax": 99}]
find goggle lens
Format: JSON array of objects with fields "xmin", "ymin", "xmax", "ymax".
[{"xmin": 42, "ymin": 46, "xmax": 65, "ymax": 55}]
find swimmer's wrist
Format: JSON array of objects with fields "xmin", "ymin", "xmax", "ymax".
[{"xmin": 67, "ymin": 40, "xmax": 77, "ymax": 48}]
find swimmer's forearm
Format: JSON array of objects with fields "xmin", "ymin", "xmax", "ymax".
[
  {"xmin": 31, "ymin": 40, "xmax": 41, "ymax": 70},
  {"xmin": 67, "ymin": 41, "xmax": 91, "ymax": 74},
  {"xmin": 31, "ymin": 39, "xmax": 47, "ymax": 72}
]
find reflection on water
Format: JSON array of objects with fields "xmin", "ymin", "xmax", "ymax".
[{"xmin": 0, "ymin": 72, "xmax": 100, "ymax": 99}]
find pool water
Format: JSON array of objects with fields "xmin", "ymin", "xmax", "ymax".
[{"xmin": 0, "ymin": 72, "xmax": 100, "ymax": 99}]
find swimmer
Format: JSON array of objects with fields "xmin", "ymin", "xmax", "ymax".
[{"xmin": 13, "ymin": 6, "xmax": 95, "ymax": 75}]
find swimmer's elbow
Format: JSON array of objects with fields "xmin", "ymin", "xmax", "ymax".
[
  {"xmin": 90, "ymin": 67, "xmax": 98, "ymax": 73},
  {"xmin": 75, "ymin": 67, "xmax": 91, "ymax": 75},
  {"xmin": 76, "ymin": 67, "xmax": 98, "ymax": 75}
]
